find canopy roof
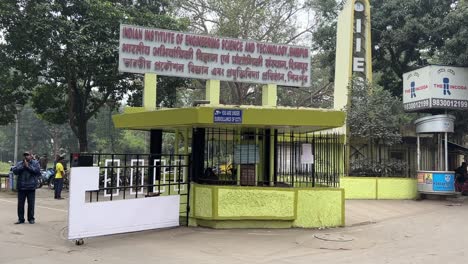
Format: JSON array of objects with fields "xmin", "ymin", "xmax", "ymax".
[{"xmin": 113, "ymin": 106, "xmax": 345, "ymax": 133}]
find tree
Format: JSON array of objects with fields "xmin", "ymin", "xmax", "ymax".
[
  {"xmin": 439, "ymin": 2, "xmax": 468, "ymax": 66},
  {"xmin": 174, "ymin": 0, "xmax": 328, "ymax": 106},
  {"xmin": 371, "ymin": 0, "xmax": 457, "ymax": 96},
  {"xmin": 0, "ymin": 0, "xmax": 188, "ymax": 151},
  {"xmin": 307, "ymin": 0, "xmax": 463, "ymax": 98},
  {"xmin": 347, "ymin": 78, "xmax": 413, "ymax": 176},
  {"xmin": 347, "ymin": 78, "xmax": 405, "ymax": 146},
  {"xmin": 0, "ymin": 51, "xmax": 29, "ymax": 125}
]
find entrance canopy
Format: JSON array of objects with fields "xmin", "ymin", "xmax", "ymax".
[{"xmin": 113, "ymin": 106, "xmax": 345, "ymax": 133}]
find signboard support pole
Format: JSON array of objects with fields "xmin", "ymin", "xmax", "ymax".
[
  {"xmin": 206, "ymin": 80, "xmax": 220, "ymax": 105},
  {"xmin": 262, "ymin": 84, "xmax": 277, "ymax": 107},
  {"xmin": 144, "ymin": 73, "xmax": 157, "ymax": 110}
]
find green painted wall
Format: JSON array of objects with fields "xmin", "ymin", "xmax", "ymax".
[
  {"xmin": 217, "ymin": 187, "xmax": 295, "ymax": 219},
  {"xmin": 341, "ymin": 177, "xmax": 418, "ymax": 200},
  {"xmin": 377, "ymin": 178, "xmax": 418, "ymax": 199},
  {"xmin": 191, "ymin": 184, "xmax": 344, "ymax": 228},
  {"xmin": 194, "ymin": 186, "xmax": 213, "ymax": 218},
  {"xmin": 294, "ymin": 189, "xmax": 344, "ymax": 228},
  {"xmin": 341, "ymin": 177, "xmax": 377, "ymax": 199}
]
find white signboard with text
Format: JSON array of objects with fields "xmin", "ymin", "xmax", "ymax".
[
  {"xmin": 403, "ymin": 65, "xmax": 468, "ymax": 111},
  {"xmin": 118, "ymin": 24, "xmax": 311, "ymax": 87}
]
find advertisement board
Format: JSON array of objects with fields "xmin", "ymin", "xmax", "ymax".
[
  {"xmin": 118, "ymin": 24, "xmax": 311, "ymax": 87},
  {"xmin": 403, "ymin": 65, "xmax": 468, "ymax": 111},
  {"xmin": 432, "ymin": 173, "xmax": 455, "ymax": 192}
]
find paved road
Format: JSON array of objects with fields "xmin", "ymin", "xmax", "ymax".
[{"xmin": 0, "ymin": 189, "xmax": 466, "ymax": 264}]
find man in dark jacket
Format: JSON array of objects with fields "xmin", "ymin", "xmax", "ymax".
[
  {"xmin": 12, "ymin": 152, "xmax": 40, "ymax": 224},
  {"xmin": 455, "ymin": 162, "xmax": 467, "ymax": 184}
]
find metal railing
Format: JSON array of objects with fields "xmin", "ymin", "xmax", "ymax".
[
  {"xmin": 276, "ymin": 132, "xmax": 344, "ymax": 188},
  {"xmin": 198, "ymin": 129, "xmax": 344, "ymax": 188},
  {"xmin": 0, "ymin": 173, "xmax": 9, "ymax": 191},
  {"xmin": 348, "ymin": 144, "xmax": 419, "ymax": 178}
]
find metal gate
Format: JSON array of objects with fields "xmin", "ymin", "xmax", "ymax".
[{"xmin": 70, "ymin": 153, "xmax": 191, "ymax": 226}]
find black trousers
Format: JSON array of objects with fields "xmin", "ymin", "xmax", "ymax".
[
  {"xmin": 54, "ymin": 178, "xmax": 63, "ymax": 198},
  {"xmin": 17, "ymin": 190, "xmax": 35, "ymax": 222}
]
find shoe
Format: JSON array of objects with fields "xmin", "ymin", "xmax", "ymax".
[
  {"xmin": 28, "ymin": 220, "xmax": 35, "ymax": 224},
  {"xmin": 57, "ymin": 197, "xmax": 64, "ymax": 200},
  {"xmin": 14, "ymin": 221, "xmax": 25, "ymax": 224}
]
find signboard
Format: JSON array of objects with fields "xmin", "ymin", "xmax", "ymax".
[
  {"xmin": 118, "ymin": 24, "xmax": 311, "ymax": 87},
  {"xmin": 352, "ymin": 1, "xmax": 369, "ymax": 76},
  {"xmin": 300, "ymin": 143, "xmax": 314, "ymax": 164},
  {"xmin": 403, "ymin": 65, "xmax": 468, "ymax": 111},
  {"xmin": 432, "ymin": 173, "xmax": 455, "ymax": 192},
  {"xmin": 417, "ymin": 171, "xmax": 455, "ymax": 193},
  {"xmin": 213, "ymin": 109, "xmax": 242, "ymax": 124}
]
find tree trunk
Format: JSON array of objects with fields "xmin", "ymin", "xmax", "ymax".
[
  {"xmin": 77, "ymin": 121, "xmax": 88, "ymax": 152},
  {"xmin": 68, "ymin": 76, "xmax": 89, "ymax": 152},
  {"xmin": 51, "ymin": 127, "xmax": 61, "ymax": 156}
]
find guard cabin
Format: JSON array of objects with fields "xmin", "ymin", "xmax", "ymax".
[
  {"xmin": 83, "ymin": 24, "xmax": 349, "ymax": 229},
  {"xmin": 111, "ymin": 73, "xmax": 346, "ymax": 228}
]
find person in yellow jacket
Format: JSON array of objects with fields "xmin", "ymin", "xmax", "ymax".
[{"xmin": 54, "ymin": 156, "xmax": 65, "ymax": 199}]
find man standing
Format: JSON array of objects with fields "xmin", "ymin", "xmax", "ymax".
[
  {"xmin": 54, "ymin": 156, "xmax": 65, "ymax": 199},
  {"xmin": 12, "ymin": 152, "xmax": 40, "ymax": 224}
]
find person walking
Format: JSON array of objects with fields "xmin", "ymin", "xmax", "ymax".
[
  {"xmin": 12, "ymin": 152, "xmax": 41, "ymax": 224},
  {"xmin": 54, "ymin": 156, "xmax": 65, "ymax": 199}
]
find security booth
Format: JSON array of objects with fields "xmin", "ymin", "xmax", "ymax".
[
  {"xmin": 111, "ymin": 106, "xmax": 346, "ymax": 229},
  {"xmin": 415, "ymin": 115, "xmax": 456, "ymax": 194},
  {"xmin": 403, "ymin": 65, "xmax": 468, "ymax": 196}
]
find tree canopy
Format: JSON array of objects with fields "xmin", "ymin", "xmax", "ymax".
[
  {"xmin": 347, "ymin": 78, "xmax": 405, "ymax": 146},
  {"xmin": 0, "ymin": 0, "xmax": 188, "ymax": 151},
  {"xmin": 173, "ymin": 0, "xmax": 334, "ymax": 106}
]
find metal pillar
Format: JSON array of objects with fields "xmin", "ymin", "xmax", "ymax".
[
  {"xmin": 417, "ymin": 134, "xmax": 420, "ymax": 171},
  {"xmin": 14, "ymin": 113, "xmax": 19, "ymax": 164},
  {"xmin": 149, "ymin": 129, "xmax": 162, "ymax": 192},
  {"xmin": 445, "ymin": 132, "xmax": 448, "ymax": 171},
  {"xmin": 263, "ymin": 129, "xmax": 271, "ymax": 185},
  {"xmin": 190, "ymin": 128, "xmax": 205, "ymax": 182}
]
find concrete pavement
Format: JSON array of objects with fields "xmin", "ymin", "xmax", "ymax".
[{"xmin": 0, "ymin": 188, "xmax": 467, "ymax": 264}]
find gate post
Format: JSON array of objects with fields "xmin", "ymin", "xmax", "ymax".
[
  {"xmin": 149, "ymin": 129, "xmax": 162, "ymax": 193},
  {"xmin": 190, "ymin": 128, "xmax": 205, "ymax": 182}
]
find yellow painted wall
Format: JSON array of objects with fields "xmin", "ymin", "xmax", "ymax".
[
  {"xmin": 341, "ymin": 177, "xmax": 377, "ymax": 199},
  {"xmin": 191, "ymin": 184, "xmax": 345, "ymax": 228},
  {"xmin": 341, "ymin": 177, "xmax": 418, "ymax": 200},
  {"xmin": 377, "ymin": 178, "xmax": 418, "ymax": 200},
  {"xmin": 194, "ymin": 186, "xmax": 213, "ymax": 218},
  {"xmin": 217, "ymin": 187, "xmax": 295, "ymax": 219},
  {"xmin": 294, "ymin": 189, "xmax": 344, "ymax": 228}
]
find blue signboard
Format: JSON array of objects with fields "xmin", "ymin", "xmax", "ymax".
[
  {"xmin": 432, "ymin": 173, "xmax": 455, "ymax": 192},
  {"xmin": 213, "ymin": 109, "xmax": 243, "ymax": 124}
]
